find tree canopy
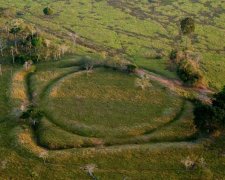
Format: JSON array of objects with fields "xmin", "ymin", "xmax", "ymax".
[
  {"xmin": 180, "ymin": 17, "xmax": 195, "ymax": 35},
  {"xmin": 43, "ymin": 7, "xmax": 53, "ymax": 15},
  {"xmin": 194, "ymin": 87, "xmax": 225, "ymax": 134}
]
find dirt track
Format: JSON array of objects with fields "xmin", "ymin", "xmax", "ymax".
[{"xmin": 136, "ymin": 69, "xmax": 214, "ymax": 104}]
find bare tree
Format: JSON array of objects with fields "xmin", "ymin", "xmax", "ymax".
[{"xmin": 135, "ymin": 75, "xmax": 152, "ymax": 90}]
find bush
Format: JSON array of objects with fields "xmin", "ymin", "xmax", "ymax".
[
  {"xmin": 169, "ymin": 50, "xmax": 205, "ymax": 87},
  {"xmin": 15, "ymin": 55, "xmax": 27, "ymax": 64},
  {"xmin": 31, "ymin": 37, "xmax": 43, "ymax": 47},
  {"xmin": 126, "ymin": 64, "xmax": 137, "ymax": 73},
  {"xmin": 177, "ymin": 59, "xmax": 203, "ymax": 86},
  {"xmin": 43, "ymin": 7, "xmax": 53, "ymax": 16}
]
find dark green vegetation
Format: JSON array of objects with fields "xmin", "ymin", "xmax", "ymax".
[
  {"xmin": 194, "ymin": 87, "xmax": 225, "ymax": 134},
  {"xmin": 43, "ymin": 7, "xmax": 53, "ymax": 16},
  {"xmin": 180, "ymin": 17, "xmax": 195, "ymax": 36},
  {"xmin": 0, "ymin": 0, "xmax": 224, "ymax": 179}
]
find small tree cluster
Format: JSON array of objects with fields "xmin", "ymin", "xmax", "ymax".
[
  {"xmin": 177, "ymin": 59, "xmax": 204, "ymax": 86},
  {"xmin": 169, "ymin": 50, "xmax": 205, "ymax": 87},
  {"xmin": 194, "ymin": 86, "xmax": 225, "ymax": 134},
  {"xmin": 0, "ymin": 19, "xmax": 69, "ymax": 64}
]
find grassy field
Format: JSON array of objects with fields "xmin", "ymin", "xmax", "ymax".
[
  {"xmin": 0, "ymin": 59, "xmax": 223, "ymax": 179},
  {"xmin": 0, "ymin": 0, "xmax": 225, "ymax": 179},
  {"xmin": 0, "ymin": 0, "xmax": 224, "ymax": 89}
]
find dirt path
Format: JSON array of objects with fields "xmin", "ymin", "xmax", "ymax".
[{"xmin": 136, "ymin": 69, "xmax": 214, "ymax": 104}]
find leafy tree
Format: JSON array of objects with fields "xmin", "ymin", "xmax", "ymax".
[
  {"xmin": 213, "ymin": 87, "xmax": 225, "ymax": 109},
  {"xmin": 194, "ymin": 103, "xmax": 215, "ymax": 133},
  {"xmin": 180, "ymin": 17, "xmax": 195, "ymax": 35},
  {"xmin": 194, "ymin": 86, "xmax": 225, "ymax": 134},
  {"xmin": 180, "ymin": 17, "xmax": 195, "ymax": 48},
  {"xmin": 43, "ymin": 7, "xmax": 53, "ymax": 15}
]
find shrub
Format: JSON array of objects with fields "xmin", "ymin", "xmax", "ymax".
[
  {"xmin": 43, "ymin": 7, "xmax": 53, "ymax": 16},
  {"xmin": 169, "ymin": 50, "xmax": 205, "ymax": 87},
  {"xmin": 126, "ymin": 64, "xmax": 137, "ymax": 73},
  {"xmin": 177, "ymin": 59, "xmax": 204, "ymax": 86},
  {"xmin": 15, "ymin": 55, "xmax": 27, "ymax": 64},
  {"xmin": 20, "ymin": 105, "xmax": 44, "ymax": 127},
  {"xmin": 31, "ymin": 37, "xmax": 43, "ymax": 47}
]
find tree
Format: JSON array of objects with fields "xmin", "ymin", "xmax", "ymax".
[
  {"xmin": 43, "ymin": 7, "xmax": 53, "ymax": 16},
  {"xmin": 180, "ymin": 17, "xmax": 195, "ymax": 48},
  {"xmin": 193, "ymin": 103, "xmax": 215, "ymax": 133},
  {"xmin": 194, "ymin": 86, "xmax": 225, "ymax": 134},
  {"xmin": 180, "ymin": 17, "xmax": 195, "ymax": 35},
  {"xmin": 213, "ymin": 87, "xmax": 225, "ymax": 109}
]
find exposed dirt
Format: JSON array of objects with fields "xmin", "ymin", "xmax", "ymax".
[{"xmin": 136, "ymin": 69, "xmax": 214, "ymax": 104}]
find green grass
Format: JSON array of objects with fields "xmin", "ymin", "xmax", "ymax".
[
  {"xmin": 0, "ymin": 58, "xmax": 223, "ymax": 179},
  {"xmin": 0, "ymin": 0, "xmax": 224, "ymax": 89},
  {"xmin": 46, "ymin": 69, "xmax": 180, "ymax": 125},
  {"xmin": 31, "ymin": 65, "xmax": 196, "ymax": 149},
  {"xmin": 0, "ymin": 0, "xmax": 225, "ymax": 179}
]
